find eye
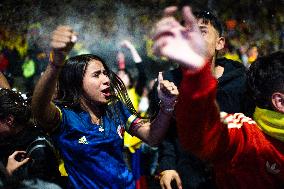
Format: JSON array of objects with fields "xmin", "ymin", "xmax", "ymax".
[
  {"xmin": 103, "ymin": 70, "xmax": 109, "ymax": 76},
  {"xmin": 93, "ymin": 72, "xmax": 100, "ymax": 78},
  {"xmin": 201, "ymin": 30, "xmax": 207, "ymax": 35}
]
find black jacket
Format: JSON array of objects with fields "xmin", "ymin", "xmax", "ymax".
[
  {"xmin": 216, "ymin": 58, "xmax": 255, "ymax": 116},
  {"xmin": 149, "ymin": 58, "xmax": 255, "ymax": 189}
]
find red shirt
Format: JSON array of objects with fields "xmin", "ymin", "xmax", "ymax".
[{"xmin": 176, "ymin": 63, "xmax": 284, "ymax": 188}]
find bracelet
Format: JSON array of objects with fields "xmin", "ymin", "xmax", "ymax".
[
  {"xmin": 49, "ymin": 51, "xmax": 65, "ymax": 68},
  {"xmin": 161, "ymin": 107, "xmax": 175, "ymax": 114},
  {"xmin": 159, "ymin": 100, "xmax": 176, "ymax": 113}
]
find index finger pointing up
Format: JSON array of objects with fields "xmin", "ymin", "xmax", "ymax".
[{"xmin": 158, "ymin": 72, "xmax": 164, "ymax": 83}]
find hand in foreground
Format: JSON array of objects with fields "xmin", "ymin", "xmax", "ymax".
[
  {"xmin": 50, "ymin": 25, "xmax": 77, "ymax": 67},
  {"xmin": 159, "ymin": 170, "xmax": 182, "ymax": 189},
  {"xmin": 152, "ymin": 6, "xmax": 207, "ymax": 70},
  {"xmin": 157, "ymin": 72, "xmax": 179, "ymax": 114},
  {"xmin": 6, "ymin": 151, "xmax": 30, "ymax": 175}
]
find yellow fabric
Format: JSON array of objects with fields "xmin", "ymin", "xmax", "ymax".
[
  {"xmin": 59, "ymin": 159, "xmax": 68, "ymax": 176},
  {"xmin": 224, "ymin": 53, "xmax": 241, "ymax": 63},
  {"xmin": 123, "ymin": 88, "xmax": 142, "ymax": 153},
  {"xmin": 124, "ymin": 132, "xmax": 142, "ymax": 153},
  {"xmin": 126, "ymin": 115, "xmax": 137, "ymax": 131},
  {"xmin": 254, "ymin": 106, "xmax": 284, "ymax": 141}
]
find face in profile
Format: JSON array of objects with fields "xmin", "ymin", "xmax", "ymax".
[{"xmin": 81, "ymin": 59, "xmax": 111, "ymax": 105}]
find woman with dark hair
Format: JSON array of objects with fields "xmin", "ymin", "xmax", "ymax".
[{"xmin": 32, "ymin": 26, "xmax": 178, "ymax": 189}]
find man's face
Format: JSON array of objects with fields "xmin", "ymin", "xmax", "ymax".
[{"xmin": 197, "ymin": 19, "xmax": 224, "ymax": 58}]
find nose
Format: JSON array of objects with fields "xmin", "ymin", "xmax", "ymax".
[{"xmin": 102, "ymin": 74, "xmax": 110, "ymax": 85}]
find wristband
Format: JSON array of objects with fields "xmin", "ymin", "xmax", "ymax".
[
  {"xmin": 160, "ymin": 100, "xmax": 175, "ymax": 114},
  {"xmin": 49, "ymin": 51, "xmax": 64, "ymax": 68}
]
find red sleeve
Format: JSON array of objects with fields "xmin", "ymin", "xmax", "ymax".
[{"xmin": 176, "ymin": 62, "xmax": 228, "ymax": 161}]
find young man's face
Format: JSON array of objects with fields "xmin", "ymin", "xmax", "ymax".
[{"xmin": 197, "ymin": 19, "xmax": 224, "ymax": 59}]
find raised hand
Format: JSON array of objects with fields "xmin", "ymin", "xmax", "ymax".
[
  {"xmin": 157, "ymin": 72, "xmax": 178, "ymax": 114},
  {"xmin": 152, "ymin": 6, "xmax": 207, "ymax": 70},
  {"xmin": 120, "ymin": 39, "xmax": 142, "ymax": 63},
  {"xmin": 50, "ymin": 25, "xmax": 77, "ymax": 67},
  {"xmin": 120, "ymin": 40, "xmax": 134, "ymax": 50},
  {"xmin": 6, "ymin": 151, "xmax": 30, "ymax": 175}
]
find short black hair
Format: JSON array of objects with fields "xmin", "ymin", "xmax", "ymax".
[
  {"xmin": 247, "ymin": 51, "xmax": 284, "ymax": 110},
  {"xmin": 194, "ymin": 10, "xmax": 223, "ymax": 36}
]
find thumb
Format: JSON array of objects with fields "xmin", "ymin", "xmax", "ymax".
[
  {"xmin": 174, "ymin": 175, "xmax": 182, "ymax": 189},
  {"xmin": 157, "ymin": 72, "xmax": 163, "ymax": 92},
  {"xmin": 163, "ymin": 6, "xmax": 178, "ymax": 17},
  {"xmin": 158, "ymin": 72, "xmax": 163, "ymax": 83}
]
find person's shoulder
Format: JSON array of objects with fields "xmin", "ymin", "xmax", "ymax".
[{"xmin": 217, "ymin": 57, "xmax": 246, "ymax": 71}]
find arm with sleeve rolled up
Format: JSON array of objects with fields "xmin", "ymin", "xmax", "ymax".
[{"xmin": 32, "ymin": 26, "xmax": 76, "ymax": 131}]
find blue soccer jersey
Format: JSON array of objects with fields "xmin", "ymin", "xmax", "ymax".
[{"xmin": 52, "ymin": 101, "xmax": 141, "ymax": 189}]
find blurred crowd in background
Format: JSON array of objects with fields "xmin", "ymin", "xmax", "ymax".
[{"xmin": 0, "ymin": 0, "xmax": 283, "ymax": 94}]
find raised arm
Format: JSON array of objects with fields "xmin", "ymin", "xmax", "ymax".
[
  {"xmin": 32, "ymin": 26, "xmax": 76, "ymax": 131},
  {"xmin": 130, "ymin": 72, "xmax": 179, "ymax": 146},
  {"xmin": 152, "ymin": 6, "xmax": 225, "ymax": 159},
  {"xmin": 120, "ymin": 40, "xmax": 146, "ymax": 96},
  {"xmin": 120, "ymin": 40, "xmax": 142, "ymax": 63}
]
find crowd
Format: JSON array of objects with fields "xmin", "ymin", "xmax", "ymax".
[{"xmin": 0, "ymin": 3, "xmax": 283, "ymax": 189}]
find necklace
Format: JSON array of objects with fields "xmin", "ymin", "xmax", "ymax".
[
  {"xmin": 98, "ymin": 117, "xmax": 104, "ymax": 132},
  {"xmin": 91, "ymin": 115, "xmax": 104, "ymax": 132}
]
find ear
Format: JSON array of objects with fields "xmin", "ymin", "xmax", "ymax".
[
  {"xmin": 216, "ymin": 37, "xmax": 225, "ymax": 51},
  {"xmin": 5, "ymin": 115, "xmax": 15, "ymax": 128},
  {"xmin": 271, "ymin": 92, "xmax": 284, "ymax": 113}
]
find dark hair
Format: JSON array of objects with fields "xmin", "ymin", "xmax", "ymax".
[
  {"xmin": 0, "ymin": 89, "xmax": 30, "ymax": 124},
  {"xmin": 56, "ymin": 54, "xmax": 138, "ymax": 116},
  {"xmin": 194, "ymin": 10, "xmax": 223, "ymax": 36},
  {"xmin": 247, "ymin": 51, "xmax": 284, "ymax": 110}
]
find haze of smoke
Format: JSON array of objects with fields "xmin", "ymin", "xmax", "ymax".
[{"xmin": 24, "ymin": 2, "xmax": 157, "ymax": 69}]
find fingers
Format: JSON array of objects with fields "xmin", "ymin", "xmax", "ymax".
[
  {"xmin": 173, "ymin": 175, "xmax": 183, "ymax": 189},
  {"xmin": 51, "ymin": 25, "xmax": 77, "ymax": 50},
  {"xmin": 18, "ymin": 157, "xmax": 30, "ymax": 166},
  {"xmin": 153, "ymin": 17, "xmax": 180, "ymax": 41},
  {"xmin": 158, "ymin": 72, "xmax": 163, "ymax": 82},
  {"xmin": 157, "ymin": 72, "xmax": 163, "ymax": 91},
  {"xmin": 163, "ymin": 179, "xmax": 172, "ymax": 189},
  {"xmin": 120, "ymin": 40, "xmax": 132, "ymax": 48},
  {"xmin": 9, "ymin": 151, "xmax": 26, "ymax": 159},
  {"xmin": 157, "ymin": 72, "xmax": 178, "ymax": 97},
  {"xmin": 160, "ymin": 179, "xmax": 171, "ymax": 189},
  {"xmin": 160, "ymin": 80, "xmax": 179, "ymax": 97},
  {"xmin": 163, "ymin": 6, "xmax": 178, "ymax": 17},
  {"xmin": 182, "ymin": 6, "xmax": 199, "ymax": 31}
]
